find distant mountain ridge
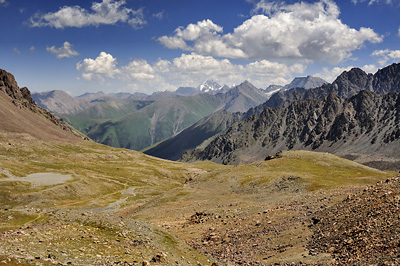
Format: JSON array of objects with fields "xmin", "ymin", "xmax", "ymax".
[
  {"xmin": 283, "ymin": 76, "xmax": 327, "ymax": 91},
  {"xmin": 263, "ymin": 76, "xmax": 327, "ymax": 99},
  {"xmin": 59, "ymin": 81, "xmax": 268, "ymax": 151},
  {"xmin": 32, "ymin": 90, "xmax": 90, "ymax": 114}
]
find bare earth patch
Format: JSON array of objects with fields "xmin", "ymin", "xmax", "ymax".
[{"xmin": 0, "ymin": 173, "xmax": 73, "ymax": 186}]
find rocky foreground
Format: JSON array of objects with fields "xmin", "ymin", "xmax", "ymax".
[{"xmin": 309, "ymin": 176, "xmax": 400, "ymax": 265}]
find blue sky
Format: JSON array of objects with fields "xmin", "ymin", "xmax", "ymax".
[{"xmin": 0, "ymin": 0, "xmax": 399, "ymax": 95}]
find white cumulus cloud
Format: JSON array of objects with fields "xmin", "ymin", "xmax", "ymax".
[
  {"xmin": 30, "ymin": 0, "xmax": 146, "ymax": 29},
  {"xmin": 371, "ymin": 49, "xmax": 400, "ymax": 66},
  {"xmin": 77, "ymin": 52, "xmax": 305, "ymax": 92},
  {"xmin": 158, "ymin": 0, "xmax": 382, "ymax": 64},
  {"xmin": 76, "ymin": 52, "xmax": 121, "ymax": 81},
  {"xmin": 46, "ymin": 41, "xmax": 79, "ymax": 59}
]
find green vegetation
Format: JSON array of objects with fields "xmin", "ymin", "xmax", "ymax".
[
  {"xmin": 64, "ymin": 94, "xmax": 224, "ymax": 151},
  {"xmin": 0, "ymin": 132, "xmax": 395, "ymax": 265}
]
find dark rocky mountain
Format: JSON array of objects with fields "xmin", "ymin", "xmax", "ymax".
[
  {"xmin": 0, "ymin": 69, "xmax": 84, "ymax": 142},
  {"xmin": 181, "ymin": 90, "xmax": 400, "ymax": 168},
  {"xmin": 263, "ymin": 64, "xmax": 400, "ymax": 110},
  {"xmin": 145, "ymin": 70, "xmax": 369, "ymax": 161}
]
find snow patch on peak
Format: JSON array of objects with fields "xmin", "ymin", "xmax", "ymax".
[{"xmin": 199, "ymin": 79, "xmax": 222, "ymax": 92}]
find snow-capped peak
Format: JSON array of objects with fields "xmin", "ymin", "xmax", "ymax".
[{"xmin": 198, "ymin": 79, "xmax": 222, "ymax": 92}]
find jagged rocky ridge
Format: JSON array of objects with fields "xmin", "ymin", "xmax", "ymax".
[
  {"xmin": 148, "ymin": 63, "xmax": 400, "ymax": 161},
  {"xmin": 181, "ymin": 90, "xmax": 400, "ymax": 165},
  {"xmin": 0, "ymin": 69, "xmax": 85, "ymax": 140}
]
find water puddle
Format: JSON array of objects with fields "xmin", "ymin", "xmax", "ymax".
[{"xmin": 0, "ymin": 172, "xmax": 73, "ymax": 186}]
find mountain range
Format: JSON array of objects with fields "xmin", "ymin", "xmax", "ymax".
[
  {"xmin": 180, "ymin": 63, "xmax": 400, "ymax": 170},
  {"xmin": 33, "ymin": 80, "xmax": 270, "ymax": 151},
  {"xmin": 145, "ymin": 76, "xmax": 328, "ymax": 160}
]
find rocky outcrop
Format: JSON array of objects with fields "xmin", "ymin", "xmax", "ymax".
[
  {"xmin": 181, "ymin": 90, "xmax": 400, "ymax": 165},
  {"xmin": 0, "ymin": 69, "xmax": 35, "ymax": 107},
  {"xmin": 0, "ymin": 68, "xmax": 85, "ymax": 139}
]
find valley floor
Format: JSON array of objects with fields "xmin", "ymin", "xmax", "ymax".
[{"xmin": 0, "ymin": 133, "xmax": 398, "ymax": 265}]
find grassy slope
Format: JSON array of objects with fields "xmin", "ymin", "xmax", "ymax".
[
  {"xmin": 85, "ymin": 94, "xmax": 224, "ymax": 151},
  {"xmin": 0, "ymin": 132, "xmax": 395, "ymax": 265},
  {"xmin": 0, "ymin": 132, "xmax": 212, "ymax": 265}
]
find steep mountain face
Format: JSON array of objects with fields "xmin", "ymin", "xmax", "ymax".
[
  {"xmin": 219, "ymin": 81, "xmax": 269, "ymax": 112},
  {"xmin": 0, "ymin": 69, "xmax": 83, "ymax": 142},
  {"xmin": 144, "ymin": 109, "xmax": 243, "ymax": 160},
  {"xmin": 181, "ymin": 91, "xmax": 400, "ymax": 165},
  {"xmin": 371, "ymin": 63, "xmax": 400, "ymax": 94},
  {"xmin": 140, "ymin": 63, "xmax": 400, "ymax": 161},
  {"xmin": 32, "ymin": 90, "xmax": 90, "ymax": 114}
]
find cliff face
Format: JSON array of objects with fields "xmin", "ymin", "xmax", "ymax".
[
  {"xmin": 0, "ymin": 68, "xmax": 85, "ymax": 141},
  {"xmin": 0, "ymin": 69, "xmax": 34, "ymax": 105},
  {"xmin": 181, "ymin": 91, "xmax": 400, "ymax": 165}
]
